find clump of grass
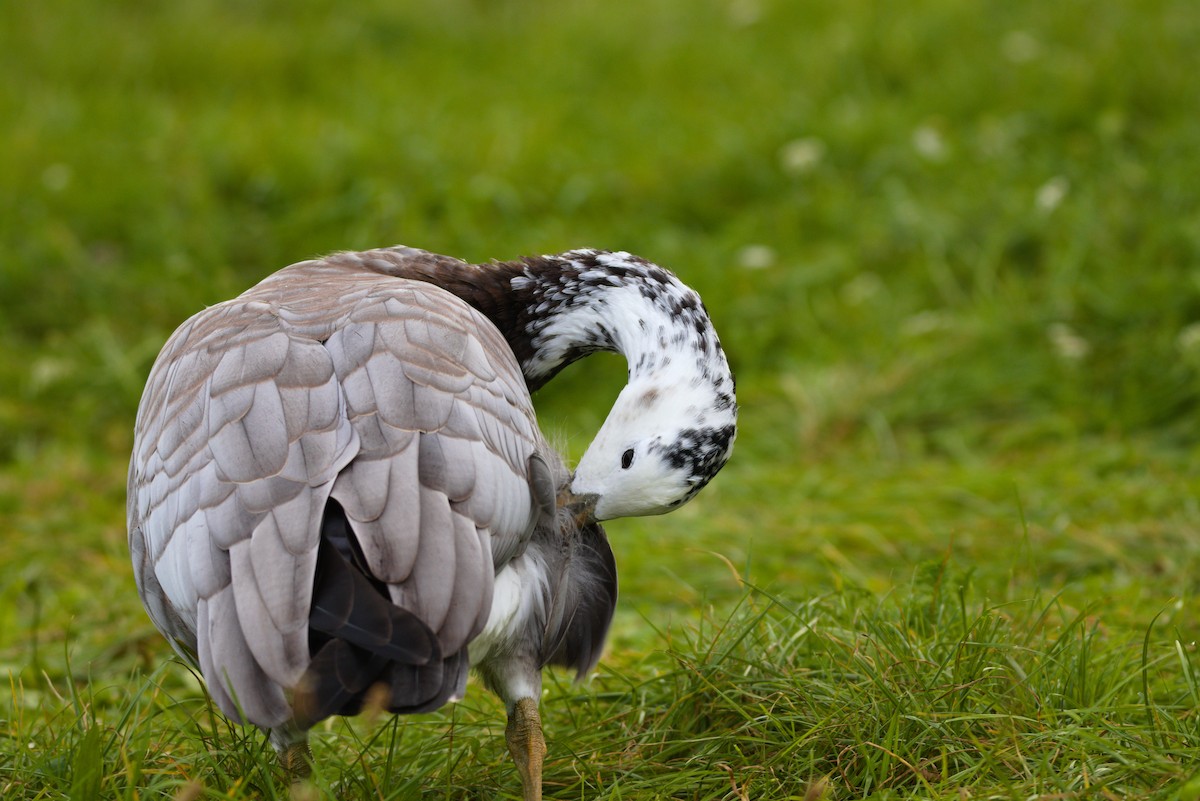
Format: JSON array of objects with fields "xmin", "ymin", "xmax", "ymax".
[{"xmin": 539, "ymin": 565, "xmax": 1200, "ymax": 800}]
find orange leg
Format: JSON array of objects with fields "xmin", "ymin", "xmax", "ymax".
[{"xmin": 505, "ymin": 697, "xmax": 546, "ymax": 801}]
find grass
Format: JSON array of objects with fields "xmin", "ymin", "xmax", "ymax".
[
  {"xmin": 3, "ymin": 0, "xmax": 1200, "ymax": 797},
  {"xmin": 7, "ymin": 577, "xmax": 1200, "ymax": 799}
]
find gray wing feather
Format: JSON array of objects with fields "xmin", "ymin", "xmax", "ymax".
[
  {"xmin": 396, "ymin": 485, "xmax": 458, "ymax": 631},
  {"xmin": 442, "ymin": 509, "xmax": 487, "ymax": 653},
  {"xmin": 333, "ymin": 449, "xmax": 422, "ymax": 583},
  {"xmin": 131, "ymin": 526, "xmax": 193, "ymax": 657},
  {"xmin": 205, "ymin": 485, "xmax": 260, "ymax": 550},
  {"xmin": 418, "ymin": 434, "xmax": 476, "ymax": 501},
  {"xmin": 198, "ymin": 587, "xmax": 292, "ymax": 727},
  {"xmin": 195, "ymin": 597, "xmax": 237, "ymax": 714},
  {"xmin": 184, "ymin": 512, "xmax": 229, "ymax": 601}
]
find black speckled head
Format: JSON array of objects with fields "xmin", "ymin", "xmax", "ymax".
[{"xmin": 509, "ymin": 250, "xmax": 737, "ymax": 520}]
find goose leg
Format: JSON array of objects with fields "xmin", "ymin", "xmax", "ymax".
[
  {"xmin": 505, "ymin": 697, "xmax": 546, "ymax": 801},
  {"xmin": 269, "ymin": 723, "xmax": 312, "ymax": 781}
]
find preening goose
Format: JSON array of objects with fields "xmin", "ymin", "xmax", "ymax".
[{"xmin": 127, "ymin": 245, "xmax": 737, "ymax": 799}]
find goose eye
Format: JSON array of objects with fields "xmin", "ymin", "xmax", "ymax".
[{"xmin": 621, "ymin": 448, "xmax": 635, "ymax": 469}]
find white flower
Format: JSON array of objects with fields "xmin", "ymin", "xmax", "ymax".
[
  {"xmin": 1002, "ymin": 31, "xmax": 1041, "ymax": 64},
  {"xmin": 901, "ymin": 311, "xmax": 953, "ymax": 338},
  {"xmin": 1048, "ymin": 322, "xmax": 1089, "ymax": 361},
  {"xmin": 41, "ymin": 163, "xmax": 72, "ymax": 193},
  {"xmin": 727, "ymin": 0, "xmax": 761, "ymax": 26},
  {"xmin": 912, "ymin": 125, "xmax": 947, "ymax": 161},
  {"xmin": 842, "ymin": 272, "xmax": 884, "ymax": 305},
  {"xmin": 736, "ymin": 244, "xmax": 775, "ymax": 270},
  {"xmin": 1177, "ymin": 322, "xmax": 1200, "ymax": 359},
  {"xmin": 779, "ymin": 137, "xmax": 825, "ymax": 175},
  {"xmin": 1036, "ymin": 176, "xmax": 1070, "ymax": 213}
]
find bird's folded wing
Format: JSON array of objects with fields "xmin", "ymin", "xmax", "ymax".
[
  {"xmin": 325, "ymin": 282, "xmax": 544, "ymax": 657},
  {"xmin": 129, "ymin": 297, "xmax": 361, "ymax": 724},
  {"xmin": 128, "ymin": 263, "xmax": 548, "ymax": 726}
]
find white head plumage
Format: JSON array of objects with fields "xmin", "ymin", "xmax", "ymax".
[{"xmin": 511, "ymin": 250, "xmax": 737, "ymax": 521}]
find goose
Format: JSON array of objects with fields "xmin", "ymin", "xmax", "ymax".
[{"xmin": 127, "ymin": 245, "xmax": 737, "ymax": 799}]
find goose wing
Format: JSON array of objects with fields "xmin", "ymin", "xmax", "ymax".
[{"xmin": 128, "ymin": 259, "xmax": 550, "ymax": 727}]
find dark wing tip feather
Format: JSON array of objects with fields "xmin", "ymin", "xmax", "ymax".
[
  {"xmin": 308, "ymin": 537, "xmax": 439, "ymax": 665},
  {"xmin": 384, "ymin": 648, "xmax": 470, "ymax": 715},
  {"xmin": 293, "ymin": 640, "xmax": 388, "ymax": 726},
  {"xmin": 297, "ymin": 500, "xmax": 475, "ymax": 726},
  {"xmin": 544, "ymin": 520, "xmax": 619, "ymax": 679}
]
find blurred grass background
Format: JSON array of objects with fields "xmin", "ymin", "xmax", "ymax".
[{"xmin": 2, "ymin": 0, "xmax": 1200, "ymax": 798}]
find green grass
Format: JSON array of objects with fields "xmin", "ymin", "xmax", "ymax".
[{"xmin": 3, "ymin": 0, "xmax": 1200, "ymax": 797}]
